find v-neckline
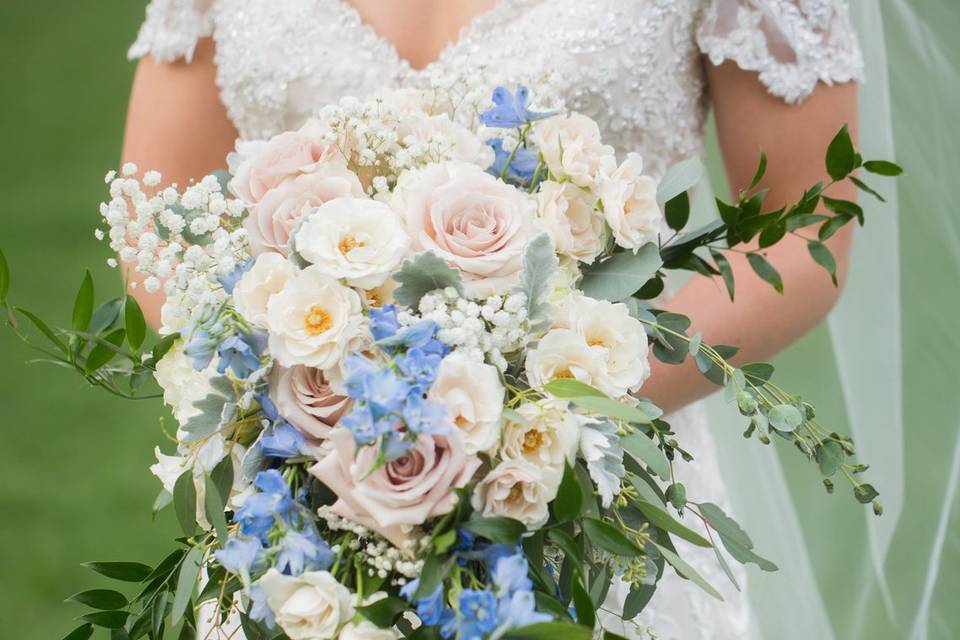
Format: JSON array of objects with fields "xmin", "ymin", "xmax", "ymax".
[{"xmin": 329, "ymin": 0, "xmax": 512, "ymax": 75}]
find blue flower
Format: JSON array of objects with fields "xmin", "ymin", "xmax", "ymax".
[
  {"xmin": 480, "ymin": 86, "xmax": 556, "ymax": 128},
  {"xmin": 396, "ymin": 347, "xmax": 443, "ymax": 389},
  {"xmin": 398, "ymin": 320, "xmax": 441, "ymax": 350},
  {"xmin": 496, "ymin": 590, "xmax": 552, "ymax": 629},
  {"xmin": 260, "ymin": 422, "xmax": 308, "ymax": 459},
  {"xmin": 216, "ymin": 330, "xmax": 266, "ymax": 378},
  {"xmin": 214, "ymin": 536, "xmax": 266, "ymax": 579},
  {"xmin": 382, "ymin": 430, "xmax": 414, "ymax": 461},
  {"xmin": 276, "ymin": 527, "xmax": 334, "ymax": 576},
  {"xmin": 343, "ymin": 353, "xmax": 382, "ymax": 399},
  {"xmin": 459, "ymin": 590, "xmax": 498, "ymax": 640},
  {"xmin": 234, "ymin": 470, "xmax": 297, "ymax": 539},
  {"xmin": 183, "ymin": 328, "xmax": 219, "ymax": 370},
  {"xmin": 402, "ymin": 393, "xmax": 451, "ymax": 437},
  {"xmin": 492, "ymin": 553, "xmax": 533, "ymax": 596},
  {"xmin": 482, "ymin": 544, "xmax": 523, "ymax": 570},
  {"xmin": 249, "ymin": 583, "xmax": 275, "ymax": 628},
  {"xmin": 217, "ymin": 257, "xmax": 253, "ymax": 294},
  {"xmin": 370, "ymin": 305, "xmax": 402, "ymax": 340},
  {"xmin": 487, "ymin": 138, "xmax": 541, "ymax": 185},
  {"xmin": 362, "ymin": 367, "xmax": 411, "ymax": 418}
]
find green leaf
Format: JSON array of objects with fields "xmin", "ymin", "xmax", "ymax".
[
  {"xmin": 15, "ymin": 307, "xmax": 67, "ymax": 353},
  {"xmin": 464, "ymin": 516, "xmax": 526, "ymax": 544},
  {"xmin": 699, "ymin": 503, "xmax": 778, "ymax": 572},
  {"xmin": 574, "ymin": 463, "xmax": 600, "ymax": 518},
  {"xmin": 758, "ymin": 223, "xmax": 786, "ymax": 249},
  {"xmin": 82, "ymin": 561, "xmax": 152, "ymax": 582},
  {"xmin": 825, "ymin": 124, "xmax": 856, "ymax": 180},
  {"xmin": 79, "ymin": 611, "xmax": 129, "ymax": 629},
  {"xmin": 358, "ymin": 596, "xmax": 408, "ymax": 628},
  {"xmin": 581, "ymin": 518, "xmax": 641, "ymax": 557},
  {"xmin": 547, "ymin": 529, "xmax": 582, "ymax": 569},
  {"xmin": 150, "ymin": 588, "xmax": 169, "ymax": 638},
  {"xmin": 571, "ymin": 579, "xmax": 596, "ymax": 629},
  {"xmin": 664, "ymin": 191, "xmax": 690, "ymax": 231},
  {"xmin": 62, "ymin": 624, "xmax": 94, "ymax": 640},
  {"xmin": 392, "ymin": 251, "xmax": 463, "ymax": 309},
  {"xmin": 84, "ymin": 328, "xmax": 127, "ymax": 374},
  {"xmin": 152, "ymin": 333, "xmax": 178, "ymax": 363},
  {"xmin": 72, "ymin": 270, "xmax": 95, "ymax": 332},
  {"xmin": 710, "ymin": 250, "xmax": 735, "ymax": 301},
  {"xmin": 650, "ymin": 312, "xmax": 691, "ymax": 365},
  {"xmin": 785, "ymin": 213, "xmax": 829, "ymax": 231},
  {"xmin": 746, "ymin": 253, "xmax": 783, "ymax": 293},
  {"xmin": 565, "ymin": 395, "xmax": 655, "ymax": 425},
  {"xmin": 807, "ymin": 240, "xmax": 838, "ymax": 285},
  {"xmin": 822, "ymin": 196, "xmax": 864, "ymax": 223},
  {"xmin": 712, "ymin": 544, "xmax": 742, "ymax": 592},
  {"xmin": 414, "ymin": 553, "xmax": 451, "ymax": 600},
  {"xmin": 579, "ymin": 243, "xmax": 662, "ymax": 302},
  {"xmin": 520, "ymin": 233, "xmax": 560, "ymax": 331},
  {"xmin": 124, "ymin": 295, "xmax": 147, "ymax": 350},
  {"xmin": 816, "ymin": 440, "xmax": 845, "ymax": 477},
  {"xmin": 850, "ymin": 175, "xmax": 886, "ymax": 202},
  {"xmin": 657, "ymin": 157, "xmax": 704, "ymax": 206},
  {"xmin": 854, "ymin": 483, "xmax": 880, "ymax": 504},
  {"xmin": 818, "ymin": 214, "xmax": 854, "ymax": 240},
  {"xmin": 210, "ymin": 456, "xmax": 234, "ymax": 505},
  {"xmin": 749, "ymin": 150, "xmax": 768, "ymax": 190},
  {"xmin": 767, "ymin": 404, "xmax": 803, "ymax": 432},
  {"xmin": 503, "ymin": 622, "xmax": 594, "ymax": 640},
  {"xmin": 172, "ymin": 546, "xmax": 203, "ymax": 625},
  {"xmin": 544, "ymin": 379, "xmax": 607, "ymax": 398},
  {"xmin": 89, "ymin": 297, "xmax": 124, "ymax": 335},
  {"xmin": 621, "ymin": 432, "xmax": 670, "ymax": 480},
  {"xmin": 622, "ymin": 585, "xmax": 655, "ymax": 621},
  {"xmin": 653, "ymin": 542, "xmax": 724, "ymax": 601},
  {"xmin": 634, "ymin": 500, "xmax": 711, "ymax": 548},
  {"xmin": 0, "ymin": 247, "xmax": 9, "ymax": 305},
  {"xmin": 204, "ymin": 475, "xmax": 229, "ymax": 542},
  {"xmin": 173, "ymin": 472, "xmax": 198, "ymax": 537},
  {"xmin": 67, "ymin": 589, "xmax": 129, "ymax": 610},
  {"xmin": 552, "ymin": 463, "xmax": 583, "ymax": 523},
  {"xmin": 863, "ymin": 160, "xmax": 903, "ymax": 176}
]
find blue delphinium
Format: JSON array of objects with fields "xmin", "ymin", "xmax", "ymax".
[
  {"xmin": 459, "ymin": 590, "xmax": 499, "ymax": 640},
  {"xmin": 215, "ymin": 536, "xmax": 266, "ymax": 582},
  {"xmin": 369, "ymin": 304, "xmax": 402, "ymax": 340},
  {"xmin": 480, "ymin": 85, "xmax": 556, "ymax": 128},
  {"xmin": 217, "ymin": 257, "xmax": 254, "ymax": 295},
  {"xmin": 234, "ymin": 470, "xmax": 298, "ymax": 539},
  {"xmin": 249, "ymin": 583, "xmax": 275, "ymax": 627},
  {"xmin": 260, "ymin": 422, "xmax": 310, "ymax": 458},
  {"xmin": 275, "ymin": 527, "xmax": 334, "ymax": 576},
  {"xmin": 487, "ymin": 138, "xmax": 541, "ymax": 185},
  {"xmin": 183, "ymin": 310, "xmax": 266, "ymax": 379},
  {"xmin": 216, "ymin": 329, "xmax": 267, "ymax": 378}
]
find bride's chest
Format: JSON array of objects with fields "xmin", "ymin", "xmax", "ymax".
[{"xmin": 212, "ymin": 0, "xmax": 709, "ymax": 176}]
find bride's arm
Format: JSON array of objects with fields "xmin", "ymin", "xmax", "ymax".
[
  {"xmin": 121, "ymin": 38, "xmax": 238, "ymax": 329},
  {"xmin": 642, "ymin": 61, "xmax": 859, "ymax": 414}
]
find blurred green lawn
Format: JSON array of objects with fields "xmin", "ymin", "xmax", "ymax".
[{"xmin": 0, "ymin": 2, "xmax": 178, "ymax": 638}]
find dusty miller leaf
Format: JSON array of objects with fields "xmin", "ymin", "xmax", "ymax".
[
  {"xmin": 579, "ymin": 419, "xmax": 625, "ymax": 508},
  {"xmin": 519, "ymin": 233, "xmax": 559, "ymax": 332},
  {"xmin": 392, "ymin": 251, "xmax": 464, "ymax": 310}
]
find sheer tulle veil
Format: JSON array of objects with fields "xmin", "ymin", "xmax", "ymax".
[{"xmin": 703, "ymin": 2, "xmax": 960, "ymax": 638}]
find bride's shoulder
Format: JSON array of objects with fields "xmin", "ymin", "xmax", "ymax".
[
  {"xmin": 695, "ymin": 0, "xmax": 864, "ymax": 103},
  {"xmin": 128, "ymin": 0, "xmax": 218, "ymax": 63}
]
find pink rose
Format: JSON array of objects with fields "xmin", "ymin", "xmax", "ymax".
[
  {"xmin": 270, "ymin": 365, "xmax": 351, "ymax": 440},
  {"xmin": 246, "ymin": 168, "xmax": 365, "ymax": 256},
  {"xmin": 392, "ymin": 162, "xmax": 536, "ymax": 297},
  {"xmin": 309, "ymin": 428, "xmax": 481, "ymax": 546},
  {"xmin": 229, "ymin": 121, "xmax": 341, "ymax": 204}
]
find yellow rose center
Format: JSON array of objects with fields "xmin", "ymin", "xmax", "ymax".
[
  {"xmin": 454, "ymin": 415, "xmax": 469, "ymax": 428},
  {"xmin": 304, "ymin": 305, "xmax": 333, "ymax": 336},
  {"xmin": 338, "ymin": 234, "xmax": 365, "ymax": 256},
  {"xmin": 587, "ymin": 337, "xmax": 608, "ymax": 348},
  {"xmin": 522, "ymin": 429, "xmax": 543, "ymax": 454},
  {"xmin": 507, "ymin": 484, "xmax": 525, "ymax": 504},
  {"xmin": 554, "ymin": 368, "xmax": 574, "ymax": 380}
]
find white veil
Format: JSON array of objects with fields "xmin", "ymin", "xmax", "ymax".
[{"xmin": 706, "ymin": 2, "xmax": 960, "ymax": 637}]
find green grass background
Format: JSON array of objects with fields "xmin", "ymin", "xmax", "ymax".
[{"xmin": 0, "ymin": 2, "xmax": 957, "ymax": 639}]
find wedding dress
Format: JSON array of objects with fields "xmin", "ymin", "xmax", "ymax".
[{"xmin": 130, "ymin": 1, "xmax": 864, "ymax": 638}]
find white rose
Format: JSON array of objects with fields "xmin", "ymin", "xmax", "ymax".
[
  {"xmin": 340, "ymin": 620, "xmax": 400, "ymax": 640},
  {"xmin": 535, "ymin": 181, "xmax": 605, "ymax": 264},
  {"xmin": 294, "ymin": 197, "xmax": 410, "ymax": 289},
  {"xmin": 524, "ymin": 328, "xmax": 610, "ymax": 393},
  {"xmin": 547, "ymin": 256, "xmax": 583, "ymax": 307},
  {"xmin": 257, "ymin": 569, "xmax": 354, "ymax": 640},
  {"xmin": 233, "ymin": 253, "xmax": 296, "ymax": 328},
  {"xmin": 266, "ymin": 266, "xmax": 365, "ymax": 369},
  {"xmin": 154, "ymin": 340, "xmax": 216, "ymax": 423},
  {"xmin": 597, "ymin": 153, "xmax": 665, "ymax": 250},
  {"xmin": 393, "ymin": 161, "xmax": 536, "ymax": 297},
  {"xmin": 501, "ymin": 402, "xmax": 579, "ymax": 471},
  {"xmin": 553, "ymin": 293, "xmax": 650, "ymax": 395},
  {"xmin": 471, "ymin": 459, "xmax": 560, "ymax": 528},
  {"xmin": 428, "ymin": 352, "xmax": 504, "ymax": 454},
  {"xmin": 530, "ymin": 114, "xmax": 616, "ymax": 188}
]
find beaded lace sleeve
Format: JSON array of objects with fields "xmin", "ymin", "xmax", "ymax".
[
  {"xmin": 696, "ymin": 0, "xmax": 864, "ymax": 103},
  {"xmin": 128, "ymin": 0, "xmax": 215, "ymax": 63}
]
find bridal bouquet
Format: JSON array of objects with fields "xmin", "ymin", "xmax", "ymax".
[{"xmin": 0, "ymin": 86, "xmax": 901, "ymax": 640}]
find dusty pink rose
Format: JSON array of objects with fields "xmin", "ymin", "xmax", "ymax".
[
  {"xmin": 230, "ymin": 121, "xmax": 341, "ymax": 204},
  {"xmin": 245, "ymin": 167, "xmax": 365, "ymax": 256},
  {"xmin": 392, "ymin": 162, "xmax": 536, "ymax": 296},
  {"xmin": 309, "ymin": 428, "xmax": 481, "ymax": 546},
  {"xmin": 270, "ymin": 365, "xmax": 351, "ymax": 440}
]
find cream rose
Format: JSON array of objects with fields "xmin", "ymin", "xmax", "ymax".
[
  {"xmin": 233, "ymin": 253, "xmax": 295, "ymax": 328},
  {"xmin": 524, "ymin": 328, "xmax": 610, "ymax": 393},
  {"xmin": 597, "ymin": 153, "xmax": 665, "ymax": 250},
  {"xmin": 501, "ymin": 402, "xmax": 579, "ymax": 471},
  {"xmin": 471, "ymin": 459, "xmax": 560, "ymax": 529},
  {"xmin": 553, "ymin": 293, "xmax": 651, "ymax": 395},
  {"xmin": 271, "ymin": 365, "xmax": 351, "ymax": 440},
  {"xmin": 535, "ymin": 180, "xmax": 605, "ymax": 264},
  {"xmin": 247, "ymin": 166, "xmax": 365, "ymax": 256},
  {"xmin": 393, "ymin": 161, "xmax": 536, "ymax": 296},
  {"xmin": 153, "ymin": 340, "xmax": 216, "ymax": 423},
  {"xmin": 294, "ymin": 197, "xmax": 411, "ymax": 289},
  {"xmin": 265, "ymin": 266, "xmax": 365, "ymax": 369},
  {"xmin": 310, "ymin": 428, "xmax": 481, "ymax": 546},
  {"xmin": 428, "ymin": 352, "xmax": 504, "ymax": 454},
  {"xmin": 340, "ymin": 620, "xmax": 400, "ymax": 640},
  {"xmin": 530, "ymin": 113, "xmax": 616, "ymax": 188},
  {"xmin": 257, "ymin": 569, "xmax": 354, "ymax": 640}
]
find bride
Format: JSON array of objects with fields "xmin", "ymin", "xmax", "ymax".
[{"xmin": 123, "ymin": 0, "xmax": 864, "ymax": 637}]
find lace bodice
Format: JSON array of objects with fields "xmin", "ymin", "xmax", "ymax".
[
  {"xmin": 130, "ymin": 0, "xmax": 862, "ymax": 180},
  {"xmin": 130, "ymin": 2, "xmax": 862, "ymax": 638}
]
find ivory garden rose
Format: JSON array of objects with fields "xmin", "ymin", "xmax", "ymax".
[
  {"xmin": 530, "ymin": 113, "xmax": 616, "ymax": 188},
  {"xmin": 597, "ymin": 152, "xmax": 665, "ymax": 251},
  {"xmin": 471, "ymin": 459, "xmax": 560, "ymax": 528},
  {"xmin": 233, "ymin": 252, "xmax": 296, "ymax": 328},
  {"xmin": 535, "ymin": 180, "xmax": 606, "ymax": 264},
  {"xmin": 427, "ymin": 352, "xmax": 505, "ymax": 454},
  {"xmin": 257, "ymin": 569, "xmax": 354, "ymax": 640}
]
